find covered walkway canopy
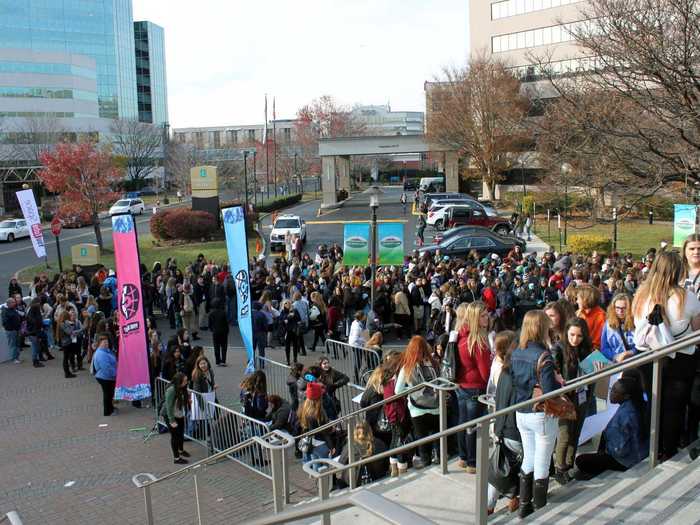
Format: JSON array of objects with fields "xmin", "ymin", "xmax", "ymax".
[{"xmin": 318, "ymin": 134, "xmax": 457, "ymax": 208}]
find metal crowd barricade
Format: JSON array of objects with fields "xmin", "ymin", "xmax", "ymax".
[
  {"xmin": 207, "ymin": 401, "xmax": 273, "ymax": 478},
  {"xmin": 256, "ymin": 355, "xmax": 291, "ymax": 399},
  {"xmin": 324, "ymin": 339, "xmax": 382, "ymax": 387}
]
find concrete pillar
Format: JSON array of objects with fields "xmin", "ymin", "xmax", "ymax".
[
  {"xmin": 337, "ymin": 155, "xmax": 350, "ymax": 192},
  {"xmin": 445, "ymin": 151, "xmax": 459, "ymax": 192},
  {"xmin": 321, "ymin": 156, "xmax": 338, "ymax": 208}
]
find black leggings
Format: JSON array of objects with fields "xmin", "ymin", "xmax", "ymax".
[
  {"xmin": 284, "ymin": 334, "xmax": 300, "ymax": 365},
  {"xmin": 212, "ymin": 332, "xmax": 228, "ymax": 364},
  {"xmin": 311, "ymin": 325, "xmax": 326, "ymax": 352},
  {"xmin": 169, "ymin": 417, "xmax": 185, "ymax": 458},
  {"xmin": 96, "ymin": 378, "xmax": 115, "ymax": 416},
  {"xmin": 411, "ymin": 413, "xmax": 439, "ymax": 464}
]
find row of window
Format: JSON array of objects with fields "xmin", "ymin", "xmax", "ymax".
[
  {"xmin": 492, "ymin": 20, "xmax": 589, "ymax": 53},
  {"xmin": 0, "ymin": 86, "xmax": 97, "ymax": 102},
  {"xmin": 0, "ymin": 60, "xmax": 96, "ymax": 79},
  {"xmin": 0, "ymin": 131, "xmax": 99, "ymax": 145},
  {"xmin": 491, "ymin": 0, "xmax": 583, "ymax": 20},
  {"xmin": 508, "ymin": 55, "xmax": 601, "ymax": 81},
  {"xmin": 0, "ymin": 111, "xmax": 75, "ymax": 117}
]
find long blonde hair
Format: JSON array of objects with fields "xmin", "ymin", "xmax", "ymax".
[
  {"xmin": 353, "ymin": 421, "xmax": 375, "ymax": 458},
  {"xmin": 297, "ymin": 397, "xmax": 326, "ymax": 431},
  {"xmin": 454, "ymin": 303, "xmax": 469, "ymax": 332},
  {"xmin": 632, "ymin": 251, "xmax": 685, "ymax": 320},
  {"xmin": 461, "ymin": 301, "xmax": 488, "ymax": 354},
  {"xmin": 606, "ymin": 293, "xmax": 634, "ymax": 331},
  {"xmin": 518, "ymin": 310, "xmax": 551, "ymax": 349},
  {"xmin": 310, "ymin": 291, "xmax": 327, "ymax": 315}
]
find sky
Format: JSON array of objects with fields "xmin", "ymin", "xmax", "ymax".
[{"xmin": 133, "ymin": 0, "xmax": 470, "ymax": 128}]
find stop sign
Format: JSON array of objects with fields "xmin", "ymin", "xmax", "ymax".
[{"xmin": 51, "ymin": 217, "xmax": 62, "ymax": 236}]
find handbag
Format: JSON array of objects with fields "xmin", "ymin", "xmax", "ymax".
[
  {"xmin": 376, "ymin": 408, "xmax": 391, "ymax": 433},
  {"xmin": 532, "ymin": 351, "xmax": 577, "ymax": 420},
  {"xmin": 439, "ymin": 330, "xmax": 458, "ymax": 381},
  {"xmin": 488, "ymin": 440, "xmax": 519, "ymax": 494},
  {"xmin": 409, "ymin": 364, "xmax": 439, "ymax": 410}
]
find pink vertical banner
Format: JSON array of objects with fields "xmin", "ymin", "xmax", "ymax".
[{"xmin": 112, "ymin": 213, "xmax": 151, "ymax": 400}]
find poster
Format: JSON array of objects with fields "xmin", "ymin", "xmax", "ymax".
[
  {"xmin": 111, "ymin": 214, "xmax": 151, "ymax": 400},
  {"xmin": 673, "ymin": 204, "xmax": 696, "ymax": 247},
  {"xmin": 343, "ymin": 223, "xmax": 370, "ymax": 266},
  {"xmin": 221, "ymin": 206, "xmax": 255, "ymax": 373},
  {"xmin": 378, "ymin": 223, "xmax": 405, "ymax": 265},
  {"xmin": 15, "ymin": 189, "xmax": 46, "ymax": 258}
]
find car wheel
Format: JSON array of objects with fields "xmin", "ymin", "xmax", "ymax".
[
  {"xmin": 494, "ymin": 225, "xmax": 509, "ymax": 236},
  {"xmin": 7, "ymin": 233, "xmax": 14, "ymax": 242}
]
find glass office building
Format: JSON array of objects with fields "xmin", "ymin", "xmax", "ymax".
[
  {"xmin": 134, "ymin": 21, "xmax": 168, "ymax": 126},
  {"xmin": 0, "ymin": 0, "xmax": 140, "ymax": 120}
]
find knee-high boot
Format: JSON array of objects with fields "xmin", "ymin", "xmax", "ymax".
[{"xmin": 519, "ymin": 471, "xmax": 534, "ymax": 518}]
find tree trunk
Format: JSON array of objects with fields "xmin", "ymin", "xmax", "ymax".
[
  {"xmin": 93, "ymin": 214, "xmax": 103, "ymax": 249},
  {"xmin": 482, "ymin": 173, "xmax": 496, "ymax": 201}
]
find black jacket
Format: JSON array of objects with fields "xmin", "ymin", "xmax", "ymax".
[
  {"xmin": 269, "ymin": 400, "xmax": 292, "ymax": 432},
  {"xmin": 208, "ymin": 308, "xmax": 229, "ymax": 335},
  {"xmin": 2, "ymin": 307, "xmax": 21, "ymax": 331},
  {"xmin": 494, "ymin": 369, "xmax": 521, "ymax": 443}
]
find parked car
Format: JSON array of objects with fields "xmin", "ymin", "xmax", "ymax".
[
  {"xmin": 418, "ymin": 231, "xmax": 521, "ymax": 259},
  {"xmin": 445, "ymin": 206, "xmax": 511, "ymax": 235},
  {"xmin": 418, "ymin": 177, "xmax": 445, "ymax": 192},
  {"xmin": 109, "ymin": 198, "xmax": 145, "ymax": 216},
  {"xmin": 433, "ymin": 225, "xmax": 525, "ymax": 250},
  {"xmin": 269, "ymin": 215, "xmax": 307, "ymax": 252},
  {"xmin": 0, "ymin": 219, "xmax": 29, "ymax": 242},
  {"xmin": 427, "ymin": 203, "xmax": 476, "ymax": 230},
  {"xmin": 62, "ymin": 211, "xmax": 94, "ymax": 228}
]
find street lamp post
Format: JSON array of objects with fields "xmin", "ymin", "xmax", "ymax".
[
  {"xmin": 613, "ymin": 207, "xmax": 618, "ymax": 251},
  {"xmin": 367, "ymin": 186, "xmax": 382, "ymax": 327},
  {"xmin": 243, "ymin": 151, "xmax": 249, "ymax": 208}
]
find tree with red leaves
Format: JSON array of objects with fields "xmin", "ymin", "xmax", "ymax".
[{"xmin": 38, "ymin": 142, "xmax": 122, "ymax": 249}]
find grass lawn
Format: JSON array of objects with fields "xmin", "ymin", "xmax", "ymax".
[
  {"xmin": 535, "ymin": 218, "xmax": 673, "ymax": 257},
  {"xmin": 18, "ymin": 233, "xmax": 260, "ymax": 283}
]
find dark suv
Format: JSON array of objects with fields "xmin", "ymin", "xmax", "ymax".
[{"xmin": 445, "ymin": 206, "xmax": 511, "ymax": 236}]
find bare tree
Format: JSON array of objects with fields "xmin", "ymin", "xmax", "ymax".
[
  {"xmin": 6, "ymin": 116, "xmax": 66, "ymax": 165},
  {"xmin": 426, "ymin": 56, "xmax": 531, "ymax": 200},
  {"xmin": 111, "ymin": 119, "xmax": 163, "ymax": 181}
]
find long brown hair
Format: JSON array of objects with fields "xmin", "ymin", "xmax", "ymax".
[
  {"xmin": 632, "ymin": 251, "xmax": 685, "ymax": 320},
  {"xmin": 353, "ymin": 421, "xmax": 375, "ymax": 458},
  {"xmin": 400, "ymin": 336, "xmax": 433, "ymax": 377},
  {"xmin": 518, "ymin": 310, "xmax": 551, "ymax": 349}
]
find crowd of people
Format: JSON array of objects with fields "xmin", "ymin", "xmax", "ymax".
[{"xmin": 5, "ymin": 212, "xmax": 700, "ymax": 514}]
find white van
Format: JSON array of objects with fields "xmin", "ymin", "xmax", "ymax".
[{"xmin": 418, "ymin": 177, "xmax": 445, "ymax": 192}]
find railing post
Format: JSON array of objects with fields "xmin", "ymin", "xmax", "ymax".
[
  {"xmin": 318, "ymin": 471, "xmax": 331, "ymax": 525},
  {"xmin": 439, "ymin": 388, "xmax": 449, "ymax": 475},
  {"xmin": 143, "ymin": 486, "xmax": 154, "ymax": 525},
  {"xmin": 474, "ymin": 422, "xmax": 489, "ymax": 525},
  {"xmin": 193, "ymin": 472, "xmax": 203, "ymax": 525},
  {"xmin": 270, "ymin": 445, "xmax": 286, "ymax": 513},
  {"xmin": 282, "ymin": 443, "xmax": 291, "ymax": 505},
  {"xmin": 649, "ymin": 359, "xmax": 663, "ymax": 468},
  {"xmin": 347, "ymin": 415, "xmax": 357, "ymax": 489}
]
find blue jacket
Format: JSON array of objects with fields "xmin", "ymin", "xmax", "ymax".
[
  {"xmin": 510, "ymin": 342, "xmax": 559, "ymax": 413},
  {"xmin": 103, "ymin": 276, "xmax": 118, "ymax": 310},
  {"xmin": 600, "ymin": 323, "xmax": 637, "ymax": 362},
  {"xmin": 93, "ymin": 347, "xmax": 117, "ymax": 381},
  {"xmin": 604, "ymin": 400, "xmax": 648, "ymax": 468}
]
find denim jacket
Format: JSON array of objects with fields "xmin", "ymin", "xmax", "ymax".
[
  {"xmin": 510, "ymin": 342, "xmax": 559, "ymax": 413},
  {"xmin": 603, "ymin": 400, "xmax": 648, "ymax": 468}
]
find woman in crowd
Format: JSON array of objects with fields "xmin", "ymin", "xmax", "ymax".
[
  {"xmin": 337, "ymin": 421, "xmax": 389, "ymax": 487},
  {"xmin": 381, "ymin": 351, "xmax": 411, "ymax": 476},
  {"xmin": 287, "ymin": 362, "xmax": 304, "ymax": 413},
  {"xmin": 682, "ymin": 234, "xmax": 700, "ymax": 447},
  {"xmin": 58, "ymin": 310, "xmax": 82, "ymax": 378},
  {"xmin": 318, "ymin": 356, "xmax": 349, "ymax": 417},
  {"xmin": 92, "ymin": 333, "xmax": 118, "ymax": 417},
  {"xmin": 267, "ymin": 394, "xmax": 296, "ymax": 434},
  {"xmin": 455, "ymin": 302, "xmax": 492, "ymax": 473},
  {"xmin": 487, "ymin": 330, "xmax": 516, "ymax": 397},
  {"xmin": 179, "ymin": 282, "xmax": 196, "ymax": 337},
  {"xmin": 161, "ymin": 345, "xmax": 186, "ymax": 381},
  {"xmin": 162, "ymin": 372, "xmax": 190, "ymax": 464},
  {"xmin": 309, "ymin": 291, "xmax": 328, "ymax": 353},
  {"xmin": 97, "ymin": 286, "xmax": 113, "ymax": 319},
  {"xmin": 208, "ymin": 298, "xmax": 229, "ymax": 366},
  {"xmin": 576, "ymin": 284, "xmax": 606, "ymax": 350},
  {"xmin": 190, "ymin": 355, "xmax": 216, "ymax": 395},
  {"xmin": 240, "ymin": 370, "xmax": 268, "ymax": 421},
  {"xmin": 393, "ymin": 285, "xmax": 412, "ymax": 338},
  {"xmin": 326, "ymin": 296, "xmax": 344, "ymax": 342},
  {"xmin": 297, "ymin": 382, "xmax": 335, "ymax": 467},
  {"xmin": 511, "ymin": 310, "xmax": 558, "ymax": 518},
  {"xmin": 552, "ymin": 318, "xmax": 592, "ymax": 484},
  {"xmin": 600, "ymin": 293, "xmax": 637, "ymax": 362},
  {"xmin": 574, "ymin": 375, "xmax": 648, "ymax": 479},
  {"xmin": 348, "ymin": 310, "xmax": 368, "ymax": 348},
  {"xmin": 281, "ymin": 299, "xmax": 302, "ymax": 365},
  {"xmin": 26, "ymin": 298, "xmax": 46, "ymax": 368},
  {"xmin": 632, "ymin": 250, "xmax": 700, "ymax": 460},
  {"xmin": 544, "ymin": 300, "xmax": 570, "ymax": 345},
  {"xmin": 395, "ymin": 336, "xmax": 440, "ymax": 469}
]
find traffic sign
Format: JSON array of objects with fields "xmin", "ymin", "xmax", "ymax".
[{"xmin": 51, "ymin": 217, "xmax": 62, "ymax": 236}]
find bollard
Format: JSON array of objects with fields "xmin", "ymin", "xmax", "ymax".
[
  {"xmin": 347, "ymin": 415, "xmax": 357, "ymax": 489},
  {"xmin": 649, "ymin": 360, "xmax": 662, "ymax": 468},
  {"xmin": 270, "ymin": 446, "xmax": 286, "ymax": 513},
  {"xmin": 318, "ymin": 471, "xmax": 331, "ymax": 525},
  {"xmin": 474, "ymin": 422, "xmax": 490, "ymax": 525}
]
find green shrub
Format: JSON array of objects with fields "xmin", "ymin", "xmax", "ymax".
[
  {"xmin": 255, "ymin": 194, "xmax": 302, "ymax": 213},
  {"xmin": 635, "ymin": 196, "xmax": 674, "ymax": 221},
  {"xmin": 568, "ymin": 234, "xmax": 612, "ymax": 255},
  {"xmin": 150, "ymin": 209, "xmax": 217, "ymax": 241}
]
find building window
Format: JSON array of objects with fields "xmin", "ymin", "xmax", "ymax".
[
  {"xmin": 195, "ymin": 132, "xmax": 204, "ymax": 147},
  {"xmin": 491, "ymin": 20, "xmax": 583, "ymax": 53},
  {"xmin": 283, "ymin": 128, "xmax": 291, "ymax": 143},
  {"xmin": 227, "ymin": 130, "xmax": 238, "ymax": 144},
  {"xmin": 508, "ymin": 55, "xmax": 601, "ymax": 81},
  {"xmin": 248, "ymin": 129, "xmax": 256, "ymax": 142},
  {"xmin": 213, "ymin": 131, "xmax": 221, "ymax": 149},
  {"xmin": 491, "ymin": 0, "xmax": 583, "ymax": 20}
]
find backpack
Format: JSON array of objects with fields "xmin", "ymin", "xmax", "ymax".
[
  {"xmin": 183, "ymin": 294, "xmax": 194, "ymax": 313},
  {"xmin": 439, "ymin": 330, "xmax": 459, "ymax": 381}
]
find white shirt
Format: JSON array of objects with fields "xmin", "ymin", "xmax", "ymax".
[
  {"xmin": 635, "ymin": 291, "xmax": 700, "ymax": 355},
  {"xmin": 348, "ymin": 320, "xmax": 366, "ymax": 348}
]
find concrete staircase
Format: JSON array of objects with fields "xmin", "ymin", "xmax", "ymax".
[{"xmin": 288, "ymin": 449, "xmax": 700, "ymax": 524}]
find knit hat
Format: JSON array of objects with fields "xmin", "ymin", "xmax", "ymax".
[{"xmin": 306, "ymin": 382, "xmax": 325, "ymax": 401}]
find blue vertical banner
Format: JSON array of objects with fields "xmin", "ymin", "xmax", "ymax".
[
  {"xmin": 343, "ymin": 223, "xmax": 370, "ymax": 266},
  {"xmin": 674, "ymin": 204, "xmax": 697, "ymax": 247},
  {"xmin": 221, "ymin": 206, "xmax": 255, "ymax": 373},
  {"xmin": 377, "ymin": 223, "xmax": 405, "ymax": 265}
]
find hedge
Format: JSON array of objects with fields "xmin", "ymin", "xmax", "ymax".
[
  {"xmin": 568, "ymin": 234, "xmax": 612, "ymax": 255},
  {"xmin": 255, "ymin": 193, "xmax": 302, "ymax": 213},
  {"xmin": 150, "ymin": 209, "xmax": 217, "ymax": 241}
]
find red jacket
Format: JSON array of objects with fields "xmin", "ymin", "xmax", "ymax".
[
  {"xmin": 456, "ymin": 325, "xmax": 492, "ymax": 390},
  {"xmin": 482, "ymin": 287, "xmax": 497, "ymax": 312}
]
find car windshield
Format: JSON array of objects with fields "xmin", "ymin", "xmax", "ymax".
[
  {"xmin": 275, "ymin": 219, "xmax": 300, "ymax": 228},
  {"xmin": 0, "ymin": 221, "xmax": 15, "ymax": 228},
  {"xmin": 114, "ymin": 200, "xmax": 130, "ymax": 206}
]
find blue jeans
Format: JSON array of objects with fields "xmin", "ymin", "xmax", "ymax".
[
  {"xmin": 6, "ymin": 330, "xmax": 19, "ymax": 360},
  {"xmin": 456, "ymin": 387, "xmax": 485, "ymax": 466},
  {"xmin": 516, "ymin": 411, "xmax": 558, "ymax": 480},
  {"xmin": 28, "ymin": 335, "xmax": 41, "ymax": 362},
  {"xmin": 303, "ymin": 442, "xmax": 330, "ymax": 471}
]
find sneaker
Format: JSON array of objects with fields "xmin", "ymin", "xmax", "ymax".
[
  {"xmin": 33, "ymin": 361, "xmax": 45, "ymax": 368},
  {"xmin": 457, "ymin": 459, "xmax": 468, "ymax": 469},
  {"xmin": 465, "ymin": 466, "xmax": 477, "ymax": 474},
  {"xmin": 413, "ymin": 457, "xmax": 425, "ymax": 469},
  {"xmin": 174, "ymin": 457, "xmax": 188, "ymax": 465},
  {"xmin": 13, "ymin": 359, "xmax": 21, "ymax": 364},
  {"xmin": 219, "ymin": 363, "xmax": 227, "ymax": 367}
]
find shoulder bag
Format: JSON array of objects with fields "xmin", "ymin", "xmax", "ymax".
[
  {"xmin": 409, "ymin": 364, "xmax": 439, "ymax": 410},
  {"xmin": 532, "ymin": 351, "xmax": 577, "ymax": 420}
]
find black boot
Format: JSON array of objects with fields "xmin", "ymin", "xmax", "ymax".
[
  {"xmin": 554, "ymin": 467, "xmax": 569, "ymax": 486},
  {"xmin": 533, "ymin": 478, "xmax": 549, "ymax": 511},
  {"xmin": 519, "ymin": 471, "xmax": 534, "ymax": 519}
]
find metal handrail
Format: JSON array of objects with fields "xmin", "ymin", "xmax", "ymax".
[
  {"xmin": 302, "ymin": 330, "xmax": 700, "ymax": 485},
  {"xmin": 0, "ymin": 512, "xmax": 23, "ymax": 525},
  {"xmin": 248, "ymin": 489, "xmax": 437, "ymax": 525}
]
